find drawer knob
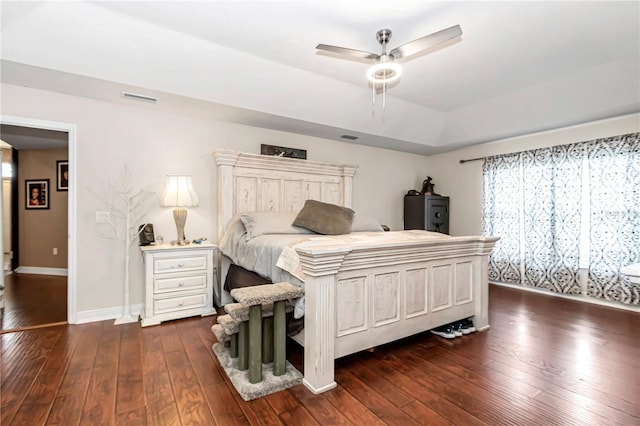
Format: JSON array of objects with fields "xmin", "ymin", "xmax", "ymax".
[
  {"xmin": 179, "ymin": 302, "xmax": 184, "ymax": 306},
  {"xmin": 178, "ymin": 282, "xmax": 184, "ymax": 287}
]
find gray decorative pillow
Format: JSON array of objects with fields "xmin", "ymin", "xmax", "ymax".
[{"xmin": 292, "ymin": 200, "xmax": 355, "ymax": 235}]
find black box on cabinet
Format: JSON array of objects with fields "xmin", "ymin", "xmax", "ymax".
[{"xmin": 404, "ymin": 195, "xmax": 449, "ymax": 234}]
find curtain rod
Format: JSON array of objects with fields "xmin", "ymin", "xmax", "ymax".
[
  {"xmin": 459, "ymin": 131, "xmax": 638, "ymax": 164},
  {"xmin": 459, "ymin": 156, "xmax": 484, "ymax": 164}
]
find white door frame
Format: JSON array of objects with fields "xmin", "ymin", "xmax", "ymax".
[{"xmin": 0, "ymin": 115, "xmax": 77, "ymax": 323}]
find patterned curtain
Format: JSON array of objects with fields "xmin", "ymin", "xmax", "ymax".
[
  {"xmin": 521, "ymin": 145, "xmax": 582, "ymax": 294},
  {"xmin": 483, "ymin": 147, "xmax": 581, "ymax": 294},
  {"xmin": 586, "ymin": 133, "xmax": 640, "ymax": 304},
  {"xmin": 483, "ymin": 153, "xmax": 522, "ymax": 284},
  {"xmin": 483, "ymin": 132, "xmax": 639, "ymax": 304}
]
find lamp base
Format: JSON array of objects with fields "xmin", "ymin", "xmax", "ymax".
[{"xmin": 173, "ymin": 207, "xmax": 189, "ymax": 245}]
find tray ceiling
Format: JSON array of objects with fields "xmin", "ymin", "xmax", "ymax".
[{"xmin": 1, "ymin": 1, "xmax": 638, "ymax": 154}]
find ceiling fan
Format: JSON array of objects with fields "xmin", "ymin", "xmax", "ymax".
[{"xmin": 316, "ymin": 25, "xmax": 462, "ymax": 86}]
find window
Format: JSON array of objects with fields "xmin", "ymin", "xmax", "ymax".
[{"xmin": 483, "ymin": 133, "xmax": 639, "ymax": 305}]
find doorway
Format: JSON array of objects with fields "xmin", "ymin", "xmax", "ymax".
[
  {"xmin": 1, "ymin": 125, "xmax": 68, "ymax": 331},
  {"xmin": 0, "ymin": 116, "xmax": 77, "ymax": 331}
]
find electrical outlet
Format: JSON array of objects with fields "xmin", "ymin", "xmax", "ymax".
[
  {"xmin": 96, "ymin": 211, "xmax": 110, "ymax": 223},
  {"xmin": 53, "ymin": 247, "xmax": 58, "ymax": 255}
]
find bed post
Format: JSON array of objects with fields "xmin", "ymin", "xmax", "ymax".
[
  {"xmin": 213, "ymin": 150, "xmax": 240, "ymax": 240},
  {"xmin": 297, "ymin": 247, "xmax": 350, "ymax": 394},
  {"xmin": 473, "ymin": 243, "xmax": 494, "ymax": 331},
  {"xmin": 341, "ymin": 165, "xmax": 357, "ymax": 209},
  {"xmin": 213, "ymin": 150, "xmax": 240, "ymax": 306}
]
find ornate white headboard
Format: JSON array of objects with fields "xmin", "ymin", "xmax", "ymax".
[{"xmin": 213, "ymin": 149, "xmax": 358, "ymax": 244}]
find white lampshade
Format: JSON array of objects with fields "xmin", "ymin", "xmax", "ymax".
[{"xmin": 162, "ymin": 175, "xmax": 199, "ymax": 207}]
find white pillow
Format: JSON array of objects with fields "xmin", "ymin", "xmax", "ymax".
[
  {"xmin": 351, "ymin": 214, "xmax": 385, "ymax": 232},
  {"xmin": 240, "ymin": 212, "xmax": 315, "ymax": 240},
  {"xmin": 219, "ymin": 214, "xmax": 248, "ymax": 260}
]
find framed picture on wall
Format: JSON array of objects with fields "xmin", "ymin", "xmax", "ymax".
[
  {"xmin": 260, "ymin": 144, "xmax": 307, "ymax": 159},
  {"xmin": 26, "ymin": 179, "xmax": 50, "ymax": 209},
  {"xmin": 57, "ymin": 160, "xmax": 68, "ymax": 191}
]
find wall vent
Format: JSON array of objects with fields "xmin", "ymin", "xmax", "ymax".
[
  {"xmin": 340, "ymin": 134, "xmax": 359, "ymax": 140},
  {"xmin": 122, "ymin": 92, "xmax": 158, "ymax": 103}
]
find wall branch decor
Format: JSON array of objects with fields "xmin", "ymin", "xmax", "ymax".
[{"xmin": 91, "ymin": 165, "xmax": 158, "ymax": 324}]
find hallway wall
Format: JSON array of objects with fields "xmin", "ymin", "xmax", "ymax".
[{"xmin": 18, "ymin": 148, "xmax": 68, "ymax": 269}]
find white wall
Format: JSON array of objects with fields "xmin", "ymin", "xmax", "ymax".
[
  {"xmin": 1, "ymin": 83, "xmax": 429, "ymax": 318},
  {"xmin": 424, "ymin": 114, "xmax": 640, "ymax": 236}
]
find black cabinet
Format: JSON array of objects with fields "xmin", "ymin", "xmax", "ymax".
[{"xmin": 404, "ymin": 195, "xmax": 449, "ymax": 234}]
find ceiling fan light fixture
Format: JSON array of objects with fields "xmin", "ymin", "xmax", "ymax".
[
  {"xmin": 318, "ymin": 24, "xmax": 461, "ymax": 112},
  {"xmin": 366, "ymin": 62, "xmax": 402, "ymax": 84}
]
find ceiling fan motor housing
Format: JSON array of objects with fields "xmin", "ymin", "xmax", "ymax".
[{"xmin": 376, "ymin": 28, "xmax": 392, "ymax": 46}]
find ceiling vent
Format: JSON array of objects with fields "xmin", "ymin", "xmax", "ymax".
[
  {"xmin": 122, "ymin": 92, "xmax": 157, "ymax": 103},
  {"xmin": 340, "ymin": 134, "xmax": 359, "ymax": 140}
]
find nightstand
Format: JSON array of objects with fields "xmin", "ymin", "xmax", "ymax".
[{"xmin": 139, "ymin": 242, "xmax": 217, "ymax": 327}]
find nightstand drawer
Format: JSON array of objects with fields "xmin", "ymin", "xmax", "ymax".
[
  {"xmin": 154, "ymin": 255, "xmax": 207, "ymax": 274},
  {"xmin": 154, "ymin": 293, "xmax": 207, "ymax": 314},
  {"xmin": 154, "ymin": 273, "xmax": 207, "ymax": 294}
]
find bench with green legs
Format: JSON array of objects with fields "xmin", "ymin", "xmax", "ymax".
[
  {"xmin": 213, "ymin": 301, "xmax": 294, "ymax": 368},
  {"xmin": 228, "ymin": 282, "xmax": 304, "ymax": 384}
]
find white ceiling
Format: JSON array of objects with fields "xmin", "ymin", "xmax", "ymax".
[{"xmin": 1, "ymin": 1, "xmax": 639, "ymax": 155}]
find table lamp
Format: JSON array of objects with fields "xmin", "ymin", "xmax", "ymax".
[{"xmin": 162, "ymin": 175, "xmax": 199, "ymax": 245}]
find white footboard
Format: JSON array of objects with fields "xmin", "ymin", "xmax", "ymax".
[{"xmin": 295, "ymin": 235, "xmax": 498, "ymax": 394}]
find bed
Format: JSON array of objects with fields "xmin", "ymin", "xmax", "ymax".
[{"xmin": 214, "ymin": 149, "xmax": 499, "ymax": 394}]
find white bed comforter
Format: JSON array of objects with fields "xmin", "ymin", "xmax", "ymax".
[
  {"xmin": 220, "ymin": 233, "xmax": 310, "ymax": 317},
  {"xmin": 221, "ymin": 233, "xmax": 309, "ymax": 287}
]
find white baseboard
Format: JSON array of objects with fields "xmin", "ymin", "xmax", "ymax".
[
  {"xmin": 75, "ymin": 303, "xmax": 143, "ymax": 324},
  {"xmin": 491, "ymin": 281, "xmax": 640, "ymax": 313},
  {"xmin": 15, "ymin": 266, "xmax": 68, "ymax": 276}
]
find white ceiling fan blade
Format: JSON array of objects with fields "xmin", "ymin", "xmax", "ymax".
[
  {"xmin": 390, "ymin": 25, "xmax": 462, "ymax": 60},
  {"xmin": 316, "ymin": 44, "xmax": 379, "ymax": 61}
]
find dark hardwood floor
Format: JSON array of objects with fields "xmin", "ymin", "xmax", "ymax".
[
  {"xmin": 1, "ymin": 284, "xmax": 638, "ymax": 425},
  {"xmin": 1, "ymin": 273, "xmax": 67, "ymax": 332}
]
